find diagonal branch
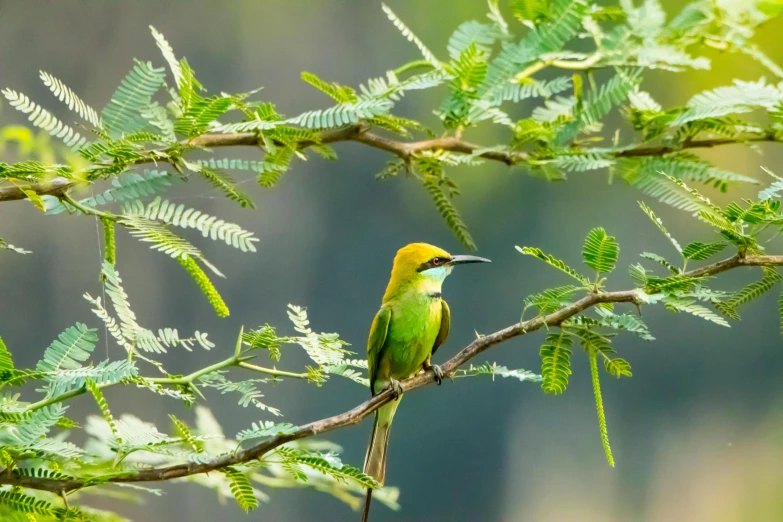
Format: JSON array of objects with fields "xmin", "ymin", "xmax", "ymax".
[
  {"xmin": 3, "ymin": 252, "xmax": 783, "ymax": 494},
  {"xmin": 0, "ymin": 124, "xmax": 779, "ymax": 202}
]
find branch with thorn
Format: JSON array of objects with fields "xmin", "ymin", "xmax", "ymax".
[{"xmin": 2, "ymin": 252, "xmax": 781, "ymax": 494}]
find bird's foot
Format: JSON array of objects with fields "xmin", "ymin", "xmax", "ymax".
[
  {"xmin": 425, "ymin": 363, "xmax": 444, "ymax": 385},
  {"xmin": 388, "ymin": 378, "xmax": 403, "ymax": 400}
]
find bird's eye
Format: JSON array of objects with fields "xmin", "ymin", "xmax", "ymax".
[{"xmin": 432, "ymin": 257, "xmax": 440, "ymax": 266}]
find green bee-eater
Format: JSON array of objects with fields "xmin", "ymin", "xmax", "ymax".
[{"xmin": 362, "ymin": 243, "xmax": 490, "ymax": 521}]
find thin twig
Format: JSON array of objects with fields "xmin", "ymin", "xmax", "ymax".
[
  {"xmin": 4, "ymin": 252, "xmax": 783, "ymax": 493},
  {"xmin": 0, "ymin": 126, "xmax": 779, "ymax": 202}
]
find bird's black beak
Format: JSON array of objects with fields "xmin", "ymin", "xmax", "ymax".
[{"xmin": 448, "ymin": 255, "xmax": 491, "ymax": 265}]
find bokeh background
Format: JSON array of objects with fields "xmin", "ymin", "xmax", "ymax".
[{"xmin": 2, "ymin": 1, "xmax": 783, "ymax": 521}]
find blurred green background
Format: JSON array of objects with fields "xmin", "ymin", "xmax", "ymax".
[{"xmin": 2, "ymin": 1, "xmax": 783, "ymax": 521}]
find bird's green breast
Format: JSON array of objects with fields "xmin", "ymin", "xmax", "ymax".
[{"xmin": 383, "ymin": 294, "xmax": 443, "ymax": 380}]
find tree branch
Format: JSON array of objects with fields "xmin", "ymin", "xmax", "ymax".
[
  {"xmin": 5, "ymin": 252, "xmax": 783, "ymax": 494},
  {"xmin": 1, "ymin": 125, "xmax": 779, "ymax": 203}
]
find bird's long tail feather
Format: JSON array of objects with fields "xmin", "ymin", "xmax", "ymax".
[
  {"xmin": 361, "ymin": 488, "xmax": 373, "ymax": 522},
  {"xmin": 362, "ymin": 399, "xmax": 400, "ymax": 521}
]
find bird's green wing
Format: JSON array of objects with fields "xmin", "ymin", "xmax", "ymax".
[
  {"xmin": 431, "ymin": 299, "xmax": 450, "ymax": 356},
  {"xmin": 367, "ymin": 305, "xmax": 391, "ymax": 395}
]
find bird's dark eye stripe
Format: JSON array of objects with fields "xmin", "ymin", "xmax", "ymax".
[{"xmin": 416, "ymin": 257, "xmax": 449, "ymax": 272}]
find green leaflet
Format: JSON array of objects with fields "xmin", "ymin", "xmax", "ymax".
[
  {"xmin": 483, "ymin": 0, "xmax": 588, "ymax": 96},
  {"xmin": 273, "ymin": 446, "xmax": 382, "ymax": 489},
  {"xmin": 539, "ymin": 331, "xmax": 573, "ymax": 394},
  {"xmin": 0, "ymin": 490, "xmax": 56, "ymax": 516},
  {"xmin": 447, "ymin": 20, "xmax": 502, "ymax": 60},
  {"xmin": 675, "ymin": 78, "xmax": 783, "ymax": 125},
  {"xmin": 170, "ymin": 414, "xmax": 204, "ymax": 453},
  {"xmin": 455, "ymin": 363, "xmax": 541, "ymax": 382},
  {"xmin": 779, "ymin": 289, "xmax": 783, "ymax": 339},
  {"xmin": 638, "ymin": 201, "xmax": 682, "ymax": 255},
  {"xmin": 243, "ymin": 325, "xmax": 282, "ymax": 361},
  {"xmin": 517, "ymin": 246, "xmax": 589, "ymax": 285},
  {"xmin": 301, "ymin": 71, "xmax": 357, "ymax": 103},
  {"xmin": 123, "ymin": 197, "xmax": 258, "ymax": 252},
  {"xmin": 2, "ymin": 88, "xmax": 89, "ymax": 150},
  {"xmin": 36, "ymin": 323, "xmax": 98, "ymax": 374},
  {"xmin": 182, "ymin": 161, "xmax": 255, "ymax": 208},
  {"xmin": 102, "ymin": 61, "xmax": 167, "ymax": 138},
  {"xmin": 582, "ymin": 227, "xmax": 620, "ymax": 275},
  {"xmin": 664, "ymin": 297, "xmax": 730, "ymax": 327},
  {"xmin": 604, "ymin": 357, "xmax": 632, "ymax": 378},
  {"xmin": 88, "ymin": 379, "xmax": 122, "ymax": 446},
  {"xmin": 10, "ymin": 404, "xmax": 67, "ymax": 445},
  {"xmin": 223, "ymin": 467, "xmax": 259, "ymax": 512},
  {"xmin": 286, "ymin": 98, "xmax": 394, "ymax": 129},
  {"xmin": 175, "ymin": 95, "xmax": 235, "ymax": 138},
  {"xmin": 381, "ymin": 3, "xmax": 443, "ymax": 69},
  {"xmin": 640, "ymin": 252, "xmax": 679, "ymax": 274},
  {"xmin": 0, "ymin": 335, "xmax": 14, "ymax": 372},
  {"xmin": 716, "ymin": 269, "xmax": 783, "ymax": 319},
  {"xmin": 45, "ymin": 359, "xmax": 137, "ymax": 399},
  {"xmin": 197, "ymin": 372, "xmax": 279, "ymax": 415},
  {"xmin": 40, "ymin": 71, "xmax": 102, "ymax": 128},
  {"xmin": 423, "ymin": 177, "xmax": 476, "ymax": 251},
  {"xmin": 589, "ymin": 348, "xmax": 615, "ymax": 467},
  {"xmin": 682, "ymin": 241, "xmax": 727, "ymax": 261},
  {"xmin": 236, "ymin": 421, "xmax": 297, "ymax": 442},
  {"xmin": 150, "ymin": 26, "xmax": 183, "ymax": 88},
  {"xmin": 524, "ymin": 285, "xmax": 580, "ymax": 315}
]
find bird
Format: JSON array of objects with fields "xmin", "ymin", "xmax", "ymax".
[{"xmin": 361, "ymin": 242, "xmax": 490, "ymax": 522}]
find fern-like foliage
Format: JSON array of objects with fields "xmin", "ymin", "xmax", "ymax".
[
  {"xmin": 102, "ymin": 61, "xmax": 167, "ymax": 139},
  {"xmin": 539, "ymin": 331, "xmax": 573, "ymax": 394},
  {"xmin": 175, "ymin": 95, "xmax": 235, "ymax": 138},
  {"xmin": 716, "ymin": 269, "xmax": 782, "ymax": 319},
  {"xmin": 524, "ymin": 285, "xmax": 580, "ymax": 315},
  {"xmin": 284, "ymin": 305, "xmax": 351, "ymax": 368},
  {"xmin": 273, "ymin": 446, "xmax": 382, "ymax": 490},
  {"xmin": 675, "ymin": 78, "xmax": 783, "ymax": 125},
  {"xmin": 150, "ymin": 26, "xmax": 183, "ymax": 89},
  {"xmin": 588, "ymin": 347, "xmax": 614, "ymax": 466},
  {"xmin": 0, "ymin": 336, "xmax": 14, "ymax": 374},
  {"xmin": 381, "ymin": 3, "xmax": 443, "ymax": 69},
  {"xmin": 87, "ymin": 379, "xmax": 122, "ymax": 450},
  {"xmin": 638, "ymin": 202, "xmax": 682, "ymax": 255},
  {"xmin": 40, "ymin": 71, "xmax": 102, "ymax": 128},
  {"xmin": 45, "ymin": 360, "xmax": 137, "ymax": 399},
  {"xmin": 47, "ymin": 170, "xmax": 175, "ymax": 215},
  {"xmin": 2, "ymin": 89, "xmax": 88, "ymax": 149},
  {"xmin": 517, "ymin": 246, "xmax": 589, "ymax": 285},
  {"xmin": 123, "ymin": 197, "xmax": 258, "ymax": 252},
  {"xmin": 301, "ymin": 72, "xmax": 358, "ymax": 103},
  {"xmin": 182, "ymin": 160, "xmax": 254, "ymax": 208},
  {"xmin": 198, "ymin": 372, "xmax": 280, "ymax": 415},
  {"xmin": 236, "ymin": 421, "xmax": 297, "ymax": 442},
  {"xmin": 422, "ymin": 177, "xmax": 476, "ymax": 251},
  {"xmin": 582, "ymin": 227, "xmax": 620, "ymax": 276},
  {"xmin": 454, "ymin": 363, "xmax": 541, "ymax": 382},
  {"xmin": 120, "ymin": 215, "xmax": 205, "ymax": 262},
  {"xmin": 223, "ymin": 467, "xmax": 260, "ymax": 512},
  {"xmin": 0, "ymin": 238, "xmax": 32, "ymax": 255},
  {"xmin": 286, "ymin": 98, "xmax": 394, "ymax": 129},
  {"xmin": 0, "ymin": 490, "xmax": 56, "ymax": 516},
  {"xmin": 35, "ymin": 323, "xmax": 98, "ymax": 374},
  {"xmin": 243, "ymin": 325, "xmax": 282, "ymax": 361},
  {"xmin": 8, "ymin": 404, "xmax": 67, "ymax": 446},
  {"xmin": 682, "ymin": 241, "xmax": 727, "ymax": 261}
]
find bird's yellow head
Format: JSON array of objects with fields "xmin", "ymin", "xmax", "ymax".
[{"xmin": 382, "ymin": 242, "xmax": 490, "ymax": 301}]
